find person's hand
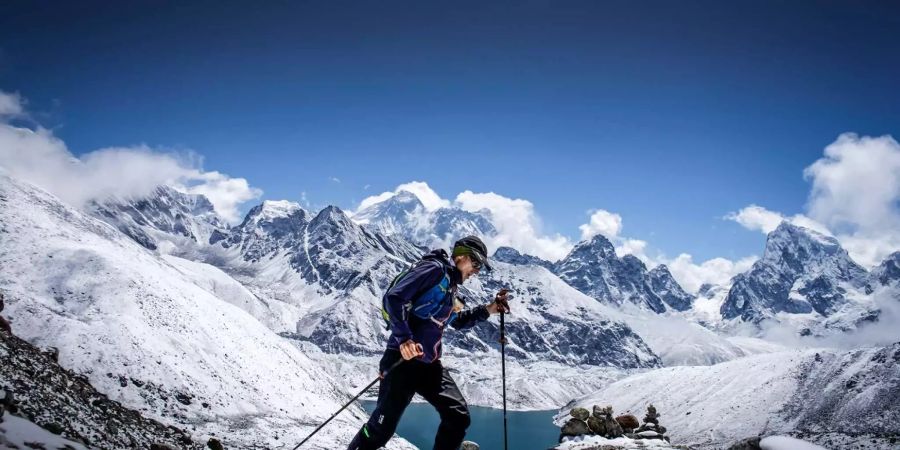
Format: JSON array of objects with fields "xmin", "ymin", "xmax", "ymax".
[
  {"xmin": 399, "ymin": 339, "xmax": 424, "ymax": 360},
  {"xmin": 487, "ymin": 288, "xmax": 511, "ymax": 315}
]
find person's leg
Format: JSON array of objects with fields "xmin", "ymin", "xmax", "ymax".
[
  {"xmin": 347, "ymin": 353, "xmax": 417, "ymax": 450},
  {"xmin": 416, "ymin": 361, "xmax": 471, "ymax": 450}
]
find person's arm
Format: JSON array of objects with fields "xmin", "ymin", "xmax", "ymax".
[
  {"xmin": 449, "ymin": 304, "xmax": 490, "ymax": 329},
  {"xmin": 384, "ymin": 262, "xmax": 444, "ymax": 345},
  {"xmin": 450, "ymin": 288, "xmax": 510, "ymax": 329}
]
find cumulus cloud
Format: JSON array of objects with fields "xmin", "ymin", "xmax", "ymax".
[
  {"xmin": 805, "ymin": 133, "xmax": 900, "ymax": 232},
  {"xmin": 579, "ymin": 209, "xmax": 623, "ymax": 240},
  {"xmin": 726, "ymin": 205, "xmax": 831, "ymax": 235},
  {"xmin": 0, "ymin": 90, "xmax": 260, "ymax": 224},
  {"xmin": 455, "ymin": 190, "xmax": 574, "ymax": 261},
  {"xmin": 729, "ymin": 133, "xmax": 900, "ymax": 267},
  {"xmin": 664, "ymin": 254, "xmax": 758, "ymax": 294}
]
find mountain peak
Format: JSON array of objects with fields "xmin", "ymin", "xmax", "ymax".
[
  {"xmin": 722, "ymin": 220, "xmax": 870, "ymax": 322},
  {"xmin": 241, "ymin": 199, "xmax": 306, "ymax": 227},
  {"xmin": 492, "ymin": 246, "xmax": 554, "ymax": 270}
]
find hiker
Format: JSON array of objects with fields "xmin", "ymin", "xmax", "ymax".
[{"xmin": 347, "ymin": 236, "xmax": 510, "ymax": 450}]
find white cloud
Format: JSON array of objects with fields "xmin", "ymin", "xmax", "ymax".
[
  {"xmin": 355, "ymin": 180, "xmax": 451, "ymax": 213},
  {"xmin": 329, "ymin": 176, "xmax": 341, "ymax": 183},
  {"xmin": 356, "ymin": 190, "xmax": 396, "ymax": 211},
  {"xmin": 396, "ymin": 181, "xmax": 450, "ymax": 211},
  {"xmin": 726, "ymin": 205, "xmax": 831, "ymax": 236},
  {"xmin": 725, "ymin": 204, "xmax": 785, "ymax": 233},
  {"xmin": 455, "ymin": 190, "xmax": 573, "ymax": 261},
  {"xmin": 0, "ymin": 91, "xmax": 24, "ymax": 117},
  {"xmin": 665, "ymin": 254, "xmax": 758, "ymax": 294},
  {"xmin": 182, "ymin": 171, "xmax": 262, "ymax": 223},
  {"xmin": 805, "ymin": 133, "xmax": 900, "ymax": 233},
  {"xmin": 615, "ymin": 238, "xmax": 648, "ymax": 259},
  {"xmin": 0, "ymin": 90, "xmax": 260, "ymax": 224},
  {"xmin": 579, "ymin": 209, "xmax": 623, "ymax": 240},
  {"xmin": 729, "ymin": 133, "xmax": 900, "ymax": 268}
]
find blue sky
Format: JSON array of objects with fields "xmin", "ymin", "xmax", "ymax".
[{"xmin": 1, "ymin": 0, "xmax": 899, "ymax": 265}]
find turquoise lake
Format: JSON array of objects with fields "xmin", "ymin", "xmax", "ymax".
[{"xmin": 361, "ymin": 401, "xmax": 560, "ymax": 450}]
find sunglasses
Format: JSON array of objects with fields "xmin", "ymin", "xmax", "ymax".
[{"xmin": 469, "ymin": 254, "xmax": 484, "ymax": 271}]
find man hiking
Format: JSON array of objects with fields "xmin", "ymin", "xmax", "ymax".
[{"xmin": 347, "ymin": 236, "xmax": 510, "ymax": 450}]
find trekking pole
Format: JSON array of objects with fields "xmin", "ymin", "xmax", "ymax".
[
  {"xmin": 500, "ymin": 310, "xmax": 508, "ymax": 450},
  {"xmin": 291, "ymin": 357, "xmax": 406, "ymax": 450}
]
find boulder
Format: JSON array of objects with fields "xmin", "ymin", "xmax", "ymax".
[
  {"xmin": 41, "ymin": 421, "xmax": 64, "ymax": 435},
  {"xmin": 587, "ymin": 415, "xmax": 606, "ymax": 435},
  {"xmin": 636, "ymin": 430, "xmax": 664, "ymax": 440},
  {"xmin": 570, "ymin": 407, "xmax": 590, "ymax": 421},
  {"xmin": 207, "ymin": 438, "xmax": 225, "ymax": 450},
  {"xmin": 615, "ymin": 414, "xmax": 639, "ymax": 431},
  {"xmin": 560, "ymin": 418, "xmax": 591, "ymax": 437},
  {"xmin": 149, "ymin": 444, "xmax": 177, "ymax": 450},
  {"xmin": 461, "ymin": 442, "xmax": 479, "ymax": 450}
]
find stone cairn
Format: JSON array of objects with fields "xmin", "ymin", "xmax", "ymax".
[
  {"xmin": 626, "ymin": 404, "xmax": 670, "ymax": 442},
  {"xmin": 559, "ymin": 403, "xmax": 671, "ymax": 443}
]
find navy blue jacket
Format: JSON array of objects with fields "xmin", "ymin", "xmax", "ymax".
[{"xmin": 384, "ymin": 249, "xmax": 490, "ymax": 363}]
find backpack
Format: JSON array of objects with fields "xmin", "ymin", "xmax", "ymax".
[{"xmin": 380, "ymin": 258, "xmax": 454, "ymax": 330}]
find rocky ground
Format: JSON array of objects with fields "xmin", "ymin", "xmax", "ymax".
[{"xmin": 0, "ymin": 296, "xmax": 210, "ymax": 449}]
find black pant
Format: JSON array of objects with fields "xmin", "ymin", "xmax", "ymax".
[{"xmin": 347, "ymin": 350, "xmax": 471, "ymax": 450}]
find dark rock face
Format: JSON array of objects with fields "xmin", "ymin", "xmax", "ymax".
[
  {"xmin": 0, "ymin": 330, "xmax": 199, "ymax": 449},
  {"xmin": 647, "ymin": 265, "xmax": 695, "ymax": 311},
  {"xmin": 492, "ymin": 246, "xmax": 555, "ymax": 271},
  {"xmin": 554, "ymin": 235, "xmax": 686, "ymax": 313},
  {"xmin": 721, "ymin": 222, "xmax": 870, "ymax": 322}
]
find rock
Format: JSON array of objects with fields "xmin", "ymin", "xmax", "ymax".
[
  {"xmin": 644, "ymin": 403, "xmax": 660, "ymax": 425},
  {"xmin": 587, "ymin": 415, "xmax": 606, "ymax": 435},
  {"xmin": 175, "ymin": 392, "xmax": 193, "ymax": 406},
  {"xmin": 207, "ymin": 437, "xmax": 225, "ymax": 450},
  {"xmin": 570, "ymin": 407, "xmax": 590, "ymax": 421},
  {"xmin": 615, "ymin": 414, "xmax": 639, "ymax": 431},
  {"xmin": 461, "ymin": 441, "xmax": 479, "ymax": 450},
  {"xmin": 41, "ymin": 421, "xmax": 65, "ymax": 435},
  {"xmin": 592, "ymin": 404, "xmax": 604, "ymax": 418},
  {"xmin": 42, "ymin": 346, "xmax": 59, "ymax": 362},
  {"xmin": 560, "ymin": 418, "xmax": 591, "ymax": 437},
  {"xmin": 150, "ymin": 444, "xmax": 177, "ymax": 450},
  {"xmin": 0, "ymin": 293, "xmax": 10, "ymax": 334},
  {"xmin": 636, "ymin": 430, "xmax": 664, "ymax": 440},
  {"xmin": 726, "ymin": 436, "xmax": 762, "ymax": 450}
]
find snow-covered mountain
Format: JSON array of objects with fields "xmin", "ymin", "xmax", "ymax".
[
  {"xmin": 557, "ymin": 343, "xmax": 900, "ymax": 449},
  {"xmin": 492, "ymin": 246, "xmax": 555, "ymax": 271},
  {"xmin": 91, "ymin": 185, "xmax": 226, "ymax": 252},
  {"xmin": 871, "ymin": 251, "xmax": 900, "ymax": 288},
  {"xmin": 95, "ymin": 185, "xmax": 663, "ymax": 370},
  {"xmin": 646, "ymin": 265, "xmax": 694, "ymax": 312},
  {"xmin": 72, "ymin": 181, "xmax": 688, "ymax": 417},
  {"xmin": 0, "ymin": 174, "xmax": 415, "ymax": 449},
  {"xmin": 720, "ymin": 222, "xmax": 876, "ymax": 330},
  {"xmin": 352, "ymin": 189, "xmax": 495, "ymax": 248},
  {"xmin": 554, "ymin": 235, "xmax": 695, "ymax": 313}
]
